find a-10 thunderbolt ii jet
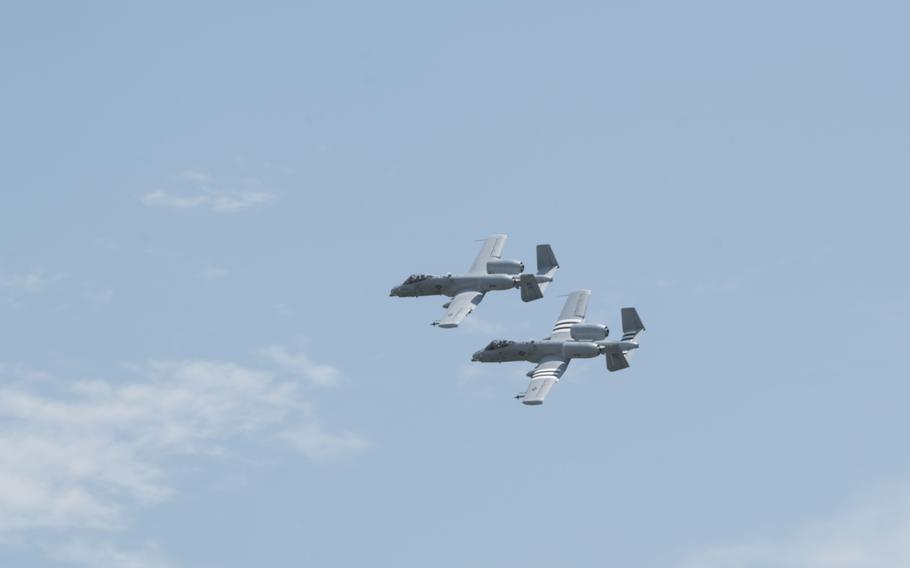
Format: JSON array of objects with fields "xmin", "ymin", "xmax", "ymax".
[
  {"xmin": 389, "ymin": 234, "xmax": 559, "ymax": 328},
  {"xmin": 471, "ymin": 289, "xmax": 645, "ymax": 405}
]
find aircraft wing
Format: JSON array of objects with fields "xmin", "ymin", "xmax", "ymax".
[
  {"xmin": 434, "ymin": 291, "xmax": 484, "ymax": 328},
  {"xmin": 467, "ymin": 234, "xmax": 507, "ymax": 274},
  {"xmin": 547, "ymin": 289, "xmax": 591, "ymax": 341},
  {"xmin": 519, "ymin": 358, "xmax": 570, "ymax": 405}
]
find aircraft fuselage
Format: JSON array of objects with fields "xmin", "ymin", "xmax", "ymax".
[
  {"xmin": 470, "ymin": 340, "xmax": 595, "ymax": 364},
  {"xmin": 471, "ymin": 339, "xmax": 638, "ymax": 364},
  {"xmin": 389, "ymin": 273, "xmax": 516, "ymax": 298}
]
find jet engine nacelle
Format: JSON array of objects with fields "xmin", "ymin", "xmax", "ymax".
[
  {"xmin": 486, "ymin": 259, "xmax": 525, "ymax": 275},
  {"xmin": 562, "ymin": 341, "xmax": 600, "ymax": 359},
  {"xmin": 570, "ymin": 324, "xmax": 609, "ymax": 341}
]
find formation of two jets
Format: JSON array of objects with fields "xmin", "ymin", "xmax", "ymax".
[{"xmin": 390, "ymin": 235, "xmax": 646, "ymax": 405}]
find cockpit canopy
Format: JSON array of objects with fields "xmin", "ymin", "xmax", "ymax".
[
  {"xmin": 402, "ymin": 274, "xmax": 431, "ymax": 285},
  {"xmin": 484, "ymin": 339, "xmax": 515, "ymax": 351}
]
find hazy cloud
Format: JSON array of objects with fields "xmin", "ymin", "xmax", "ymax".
[
  {"xmin": 273, "ymin": 302, "xmax": 294, "ymax": 317},
  {"xmin": 280, "ymin": 424, "xmax": 366, "ymax": 460},
  {"xmin": 200, "ymin": 266, "xmax": 229, "ymax": 280},
  {"xmin": 47, "ymin": 539, "xmax": 174, "ymax": 568},
  {"xmin": 141, "ymin": 189, "xmax": 273, "ymax": 212},
  {"xmin": 0, "ymin": 357, "xmax": 362, "ymax": 536},
  {"xmin": 140, "ymin": 168, "xmax": 275, "ymax": 212},
  {"xmin": 92, "ymin": 237, "xmax": 120, "ymax": 252},
  {"xmin": 0, "ymin": 363, "xmax": 53, "ymax": 384},
  {"xmin": 259, "ymin": 345, "xmax": 341, "ymax": 387},
  {"xmin": 83, "ymin": 282, "xmax": 114, "ymax": 305},
  {"xmin": 0, "ymin": 271, "xmax": 65, "ymax": 308},
  {"xmin": 681, "ymin": 484, "xmax": 910, "ymax": 568},
  {"xmin": 458, "ymin": 314, "xmax": 506, "ymax": 335}
]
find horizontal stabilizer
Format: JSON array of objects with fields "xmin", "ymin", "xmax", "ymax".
[
  {"xmin": 519, "ymin": 273, "xmax": 544, "ymax": 302},
  {"xmin": 606, "ymin": 351, "xmax": 630, "ymax": 372}
]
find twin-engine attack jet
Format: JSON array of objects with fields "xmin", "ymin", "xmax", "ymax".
[
  {"xmin": 471, "ymin": 290, "xmax": 645, "ymax": 405},
  {"xmin": 389, "ymin": 234, "xmax": 559, "ymax": 328}
]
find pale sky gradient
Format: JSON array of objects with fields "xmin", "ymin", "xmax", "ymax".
[{"xmin": 2, "ymin": 2, "xmax": 909, "ymax": 567}]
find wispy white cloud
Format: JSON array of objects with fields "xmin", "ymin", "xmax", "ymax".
[
  {"xmin": 259, "ymin": 345, "xmax": 341, "ymax": 387},
  {"xmin": 140, "ymin": 168, "xmax": 275, "ymax": 212},
  {"xmin": 280, "ymin": 424, "xmax": 366, "ymax": 460},
  {"xmin": 176, "ymin": 170, "xmax": 213, "ymax": 184},
  {"xmin": 274, "ymin": 302, "xmax": 294, "ymax": 317},
  {"xmin": 0, "ymin": 361, "xmax": 273, "ymax": 532},
  {"xmin": 200, "ymin": 266, "xmax": 229, "ymax": 280},
  {"xmin": 92, "ymin": 237, "xmax": 120, "ymax": 252},
  {"xmin": 0, "ymin": 363, "xmax": 53, "ymax": 384},
  {"xmin": 47, "ymin": 539, "xmax": 174, "ymax": 568},
  {"xmin": 140, "ymin": 189, "xmax": 273, "ymax": 212},
  {"xmin": 0, "ymin": 355, "xmax": 362, "ymax": 537},
  {"xmin": 83, "ymin": 282, "xmax": 114, "ymax": 305},
  {"xmin": 458, "ymin": 314, "xmax": 505, "ymax": 335},
  {"xmin": 0, "ymin": 270, "xmax": 65, "ymax": 308},
  {"xmin": 0, "ymin": 270, "xmax": 120, "ymax": 311},
  {"xmin": 455, "ymin": 363, "xmax": 485, "ymax": 384},
  {"xmin": 681, "ymin": 483, "xmax": 910, "ymax": 568},
  {"xmin": 453, "ymin": 362, "xmax": 519, "ymax": 401},
  {"xmin": 1, "ymin": 272, "xmax": 60, "ymax": 293}
]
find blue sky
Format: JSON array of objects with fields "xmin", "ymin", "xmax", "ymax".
[{"xmin": 2, "ymin": 2, "xmax": 909, "ymax": 566}]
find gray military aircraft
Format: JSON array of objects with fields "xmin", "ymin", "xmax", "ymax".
[
  {"xmin": 389, "ymin": 234, "xmax": 559, "ymax": 328},
  {"xmin": 471, "ymin": 289, "xmax": 645, "ymax": 405}
]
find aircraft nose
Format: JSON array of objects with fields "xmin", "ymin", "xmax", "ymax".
[
  {"xmin": 471, "ymin": 351, "xmax": 481, "ymax": 361},
  {"xmin": 389, "ymin": 287, "xmax": 399, "ymax": 297}
]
